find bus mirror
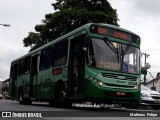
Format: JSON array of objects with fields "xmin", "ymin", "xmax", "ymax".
[{"xmin": 141, "ymin": 67, "xmax": 147, "ymax": 75}]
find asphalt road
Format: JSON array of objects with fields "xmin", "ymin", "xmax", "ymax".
[{"xmin": 0, "ymin": 100, "xmax": 160, "ymax": 120}]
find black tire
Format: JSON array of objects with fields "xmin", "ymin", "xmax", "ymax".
[
  {"xmin": 51, "ymin": 81, "xmax": 72, "ymax": 108},
  {"xmin": 64, "ymin": 100, "xmax": 72, "ymax": 108},
  {"xmin": 19, "ymin": 89, "xmax": 32, "ymax": 105},
  {"xmin": 19, "ymin": 90, "xmax": 25, "ymax": 104},
  {"xmin": 54, "ymin": 89, "xmax": 66, "ymax": 107},
  {"xmin": 122, "ymin": 104, "xmax": 130, "ymax": 109},
  {"xmin": 152, "ymin": 106, "xmax": 160, "ymax": 110},
  {"xmin": 54, "ymin": 85, "xmax": 72, "ymax": 108},
  {"xmin": 49, "ymin": 99, "xmax": 55, "ymax": 107},
  {"xmin": 25, "ymin": 99, "xmax": 32, "ymax": 105},
  {"xmin": 130, "ymin": 102, "xmax": 139, "ymax": 109}
]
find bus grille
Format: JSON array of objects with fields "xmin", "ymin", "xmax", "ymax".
[
  {"xmin": 101, "ymin": 72, "xmax": 137, "ymax": 81},
  {"xmin": 104, "ymin": 83, "xmax": 135, "ymax": 89}
]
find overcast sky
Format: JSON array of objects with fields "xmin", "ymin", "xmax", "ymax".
[
  {"xmin": 108, "ymin": 0, "xmax": 160, "ymax": 80},
  {"xmin": 0, "ymin": 0, "xmax": 54, "ymax": 80},
  {"xmin": 0, "ymin": 0, "xmax": 160, "ymax": 80}
]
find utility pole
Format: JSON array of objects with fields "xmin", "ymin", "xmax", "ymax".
[{"xmin": 141, "ymin": 53, "xmax": 150, "ymax": 85}]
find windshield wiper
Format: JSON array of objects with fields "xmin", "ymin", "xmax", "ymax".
[
  {"xmin": 121, "ymin": 43, "xmax": 132, "ymax": 71},
  {"xmin": 103, "ymin": 37, "xmax": 118, "ymax": 54},
  {"xmin": 122, "ymin": 42, "xmax": 132, "ymax": 55},
  {"xmin": 103, "ymin": 37, "xmax": 120, "ymax": 62}
]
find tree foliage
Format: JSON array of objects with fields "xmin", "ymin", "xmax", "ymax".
[
  {"xmin": 23, "ymin": 0, "xmax": 119, "ymax": 51},
  {"xmin": 2, "ymin": 86, "xmax": 9, "ymax": 93}
]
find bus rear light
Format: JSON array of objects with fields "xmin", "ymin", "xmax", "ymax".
[
  {"xmin": 52, "ymin": 68, "xmax": 62, "ymax": 75},
  {"xmin": 53, "ymin": 69, "xmax": 58, "ymax": 75},
  {"xmin": 57, "ymin": 68, "xmax": 62, "ymax": 74}
]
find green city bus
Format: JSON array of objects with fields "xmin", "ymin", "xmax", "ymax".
[{"xmin": 9, "ymin": 23, "xmax": 141, "ymax": 108}]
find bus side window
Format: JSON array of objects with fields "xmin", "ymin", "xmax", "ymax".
[
  {"xmin": 24, "ymin": 57, "xmax": 31, "ymax": 74},
  {"xmin": 40, "ymin": 47, "xmax": 52, "ymax": 70},
  {"xmin": 52, "ymin": 40, "xmax": 68, "ymax": 67},
  {"xmin": 18, "ymin": 59, "xmax": 25, "ymax": 75},
  {"xmin": 12, "ymin": 63, "xmax": 18, "ymax": 80},
  {"xmin": 17, "ymin": 60, "xmax": 22, "ymax": 76},
  {"xmin": 32, "ymin": 55, "xmax": 39, "ymax": 75}
]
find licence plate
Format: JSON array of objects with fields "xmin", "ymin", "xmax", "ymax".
[{"xmin": 117, "ymin": 92, "xmax": 125, "ymax": 96}]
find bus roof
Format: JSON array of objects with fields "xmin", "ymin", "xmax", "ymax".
[{"xmin": 11, "ymin": 23, "xmax": 139, "ymax": 63}]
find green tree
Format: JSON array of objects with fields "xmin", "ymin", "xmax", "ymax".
[
  {"xmin": 23, "ymin": 0, "xmax": 119, "ymax": 51},
  {"xmin": 2, "ymin": 86, "xmax": 9, "ymax": 93}
]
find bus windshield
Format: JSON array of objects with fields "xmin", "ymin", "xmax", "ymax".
[{"xmin": 88, "ymin": 38, "xmax": 140, "ymax": 74}]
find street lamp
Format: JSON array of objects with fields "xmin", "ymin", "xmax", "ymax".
[{"xmin": 0, "ymin": 24, "xmax": 11, "ymax": 27}]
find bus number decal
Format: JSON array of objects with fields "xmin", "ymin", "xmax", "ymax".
[
  {"xmin": 128, "ymin": 81, "xmax": 137, "ymax": 86},
  {"xmin": 98, "ymin": 27, "xmax": 107, "ymax": 35},
  {"xmin": 114, "ymin": 31, "xmax": 128, "ymax": 40}
]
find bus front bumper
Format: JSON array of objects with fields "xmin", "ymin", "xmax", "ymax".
[{"xmin": 84, "ymin": 80, "xmax": 140, "ymax": 104}]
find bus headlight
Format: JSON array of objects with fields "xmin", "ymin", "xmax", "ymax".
[
  {"xmin": 134, "ymin": 85, "xmax": 138, "ymax": 89},
  {"xmin": 87, "ymin": 75, "xmax": 105, "ymax": 87},
  {"xmin": 97, "ymin": 81, "xmax": 105, "ymax": 87},
  {"xmin": 94, "ymin": 79, "xmax": 105, "ymax": 87}
]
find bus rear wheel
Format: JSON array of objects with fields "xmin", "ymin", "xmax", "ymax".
[{"xmin": 19, "ymin": 90, "xmax": 32, "ymax": 105}]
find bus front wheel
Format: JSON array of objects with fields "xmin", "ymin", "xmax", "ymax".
[
  {"xmin": 19, "ymin": 90, "xmax": 25, "ymax": 104},
  {"xmin": 152, "ymin": 106, "xmax": 160, "ymax": 110},
  {"xmin": 130, "ymin": 102, "xmax": 139, "ymax": 109},
  {"xmin": 55, "ymin": 88, "xmax": 66, "ymax": 107},
  {"xmin": 53, "ymin": 82, "xmax": 72, "ymax": 108}
]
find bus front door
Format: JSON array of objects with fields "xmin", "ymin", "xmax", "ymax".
[
  {"xmin": 30, "ymin": 54, "xmax": 39, "ymax": 98},
  {"xmin": 68, "ymin": 36, "xmax": 85, "ymax": 98}
]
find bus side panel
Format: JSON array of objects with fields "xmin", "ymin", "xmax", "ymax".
[
  {"xmin": 13, "ymin": 78, "xmax": 18, "ymax": 99},
  {"xmin": 16, "ymin": 76, "xmax": 22, "ymax": 98},
  {"xmin": 21, "ymin": 74, "xmax": 30, "ymax": 98},
  {"xmin": 37, "ymin": 68, "xmax": 52, "ymax": 99}
]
